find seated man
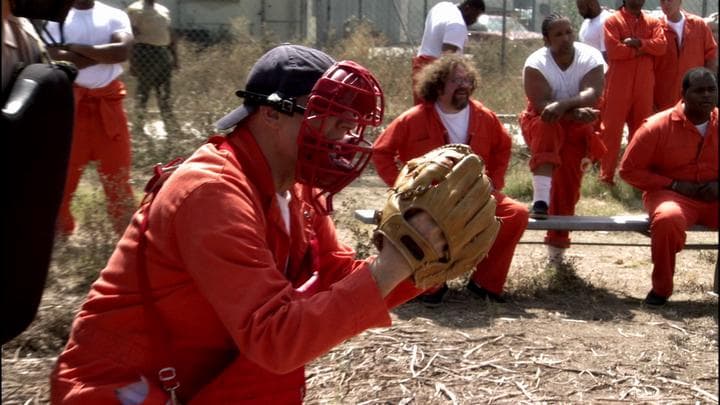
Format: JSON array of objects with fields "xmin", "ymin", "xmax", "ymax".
[
  {"xmin": 373, "ymin": 55, "xmax": 529, "ymax": 304},
  {"xmin": 520, "ymin": 13, "xmax": 605, "ymax": 264},
  {"xmin": 619, "ymin": 67, "xmax": 718, "ymax": 306}
]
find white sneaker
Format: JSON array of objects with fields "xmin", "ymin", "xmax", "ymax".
[{"xmin": 547, "ymin": 246, "xmax": 566, "ymax": 266}]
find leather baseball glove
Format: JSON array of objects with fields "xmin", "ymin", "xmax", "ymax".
[{"xmin": 373, "ymin": 144, "xmax": 501, "ymax": 289}]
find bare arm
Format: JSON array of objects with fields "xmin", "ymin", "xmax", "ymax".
[{"xmin": 65, "ymin": 31, "xmax": 134, "ymax": 64}]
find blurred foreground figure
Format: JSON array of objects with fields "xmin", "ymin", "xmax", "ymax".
[{"xmin": 1, "ymin": 0, "xmax": 75, "ymax": 345}]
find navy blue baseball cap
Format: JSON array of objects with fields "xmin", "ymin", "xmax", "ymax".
[{"xmin": 215, "ymin": 44, "xmax": 336, "ymax": 130}]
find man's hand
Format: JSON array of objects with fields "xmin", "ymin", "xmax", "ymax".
[
  {"xmin": 540, "ymin": 101, "xmax": 567, "ymax": 122},
  {"xmin": 370, "ymin": 211, "xmax": 446, "ymax": 297},
  {"xmin": 623, "ymin": 38, "xmax": 642, "ymax": 49},
  {"xmin": 570, "ymin": 107, "xmax": 600, "ymax": 123},
  {"xmin": 672, "ymin": 180, "xmax": 719, "ymax": 201},
  {"xmin": 46, "ymin": 45, "xmax": 97, "ymax": 69}
]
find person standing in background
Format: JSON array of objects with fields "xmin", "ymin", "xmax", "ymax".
[
  {"xmin": 576, "ymin": 0, "xmax": 613, "ymax": 62},
  {"xmin": 652, "ymin": 0, "xmax": 717, "ymax": 112},
  {"xmin": 43, "ymin": 0, "xmax": 136, "ymax": 237},
  {"xmin": 126, "ymin": 0, "xmax": 180, "ymax": 136},
  {"xmin": 597, "ymin": 0, "xmax": 666, "ymax": 186},
  {"xmin": 412, "ymin": 0, "xmax": 485, "ymax": 104}
]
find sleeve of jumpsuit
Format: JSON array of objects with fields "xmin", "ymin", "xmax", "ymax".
[
  {"xmin": 619, "ymin": 123, "xmax": 673, "ymax": 191},
  {"xmin": 372, "ymin": 118, "xmax": 406, "ymax": 187},
  {"xmin": 174, "ymin": 180, "xmax": 393, "ymax": 375}
]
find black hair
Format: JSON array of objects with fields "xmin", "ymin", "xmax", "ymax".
[
  {"xmin": 462, "ymin": 0, "xmax": 485, "ymax": 12},
  {"xmin": 541, "ymin": 12, "xmax": 569, "ymax": 37},
  {"xmin": 682, "ymin": 67, "xmax": 717, "ymax": 93}
]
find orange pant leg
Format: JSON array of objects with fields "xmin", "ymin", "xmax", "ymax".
[
  {"xmin": 518, "ymin": 111, "xmax": 564, "ymax": 171},
  {"xmin": 57, "ymin": 100, "xmax": 96, "ymax": 235},
  {"xmin": 470, "ymin": 193, "xmax": 528, "ymax": 294},
  {"xmin": 545, "ymin": 122, "xmax": 592, "ymax": 248},
  {"xmin": 644, "ymin": 190, "xmax": 718, "ymax": 297},
  {"xmin": 626, "ymin": 88, "xmax": 655, "ymax": 143},
  {"xmin": 599, "ymin": 91, "xmax": 632, "ymax": 184},
  {"xmin": 92, "ymin": 98, "xmax": 135, "ymax": 235}
]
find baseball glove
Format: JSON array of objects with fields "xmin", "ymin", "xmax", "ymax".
[{"xmin": 373, "ymin": 144, "xmax": 501, "ymax": 289}]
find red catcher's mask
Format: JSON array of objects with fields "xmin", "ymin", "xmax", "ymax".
[{"xmin": 296, "ymin": 61, "xmax": 384, "ymax": 214}]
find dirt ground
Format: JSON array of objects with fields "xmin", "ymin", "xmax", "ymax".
[{"xmin": 2, "ymin": 172, "xmax": 718, "ymax": 404}]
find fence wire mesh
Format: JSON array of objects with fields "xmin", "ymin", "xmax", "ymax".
[{"xmin": 100, "ymin": 0, "xmax": 717, "ymax": 167}]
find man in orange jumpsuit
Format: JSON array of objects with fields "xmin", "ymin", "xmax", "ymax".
[
  {"xmin": 49, "ymin": 45, "xmax": 449, "ymax": 403},
  {"xmin": 412, "ymin": 0, "xmax": 485, "ymax": 104},
  {"xmin": 374, "ymin": 55, "xmax": 529, "ymax": 304},
  {"xmin": 653, "ymin": 0, "xmax": 717, "ymax": 112},
  {"xmin": 520, "ymin": 14, "xmax": 605, "ymax": 264},
  {"xmin": 620, "ymin": 67, "xmax": 717, "ymax": 306},
  {"xmin": 44, "ymin": 0, "xmax": 136, "ymax": 236},
  {"xmin": 598, "ymin": 0, "xmax": 666, "ymax": 185}
]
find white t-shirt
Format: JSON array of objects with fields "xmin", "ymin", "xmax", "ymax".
[
  {"xmin": 578, "ymin": 9, "xmax": 612, "ymax": 52},
  {"xmin": 523, "ymin": 42, "xmax": 604, "ymax": 101},
  {"xmin": 43, "ymin": 1, "xmax": 132, "ymax": 89},
  {"xmin": 417, "ymin": 1, "xmax": 468, "ymax": 58},
  {"xmin": 435, "ymin": 103, "xmax": 470, "ymax": 144},
  {"xmin": 664, "ymin": 13, "xmax": 686, "ymax": 46}
]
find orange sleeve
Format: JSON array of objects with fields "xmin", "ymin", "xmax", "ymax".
[
  {"xmin": 175, "ymin": 181, "xmax": 391, "ymax": 375},
  {"xmin": 604, "ymin": 15, "xmax": 637, "ymax": 61},
  {"xmin": 483, "ymin": 111, "xmax": 512, "ymax": 191},
  {"xmin": 619, "ymin": 121, "xmax": 673, "ymax": 191},
  {"xmin": 638, "ymin": 17, "xmax": 667, "ymax": 56},
  {"xmin": 701, "ymin": 21, "xmax": 718, "ymax": 63},
  {"xmin": 372, "ymin": 119, "xmax": 404, "ymax": 187}
]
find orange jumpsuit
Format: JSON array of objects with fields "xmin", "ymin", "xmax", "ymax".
[
  {"xmin": 519, "ymin": 106, "xmax": 604, "ymax": 248},
  {"xmin": 619, "ymin": 103, "xmax": 718, "ymax": 298},
  {"xmin": 58, "ymin": 79, "xmax": 135, "ymax": 236},
  {"xmin": 653, "ymin": 12, "xmax": 717, "ymax": 111},
  {"xmin": 599, "ymin": 7, "xmax": 666, "ymax": 184},
  {"xmin": 372, "ymin": 101, "xmax": 529, "ymax": 295},
  {"xmin": 51, "ymin": 128, "xmax": 420, "ymax": 403}
]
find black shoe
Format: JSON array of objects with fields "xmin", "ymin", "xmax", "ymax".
[
  {"xmin": 466, "ymin": 281, "xmax": 506, "ymax": 303},
  {"xmin": 530, "ymin": 201, "xmax": 549, "ymax": 220},
  {"xmin": 418, "ymin": 284, "xmax": 448, "ymax": 307},
  {"xmin": 644, "ymin": 290, "xmax": 668, "ymax": 307}
]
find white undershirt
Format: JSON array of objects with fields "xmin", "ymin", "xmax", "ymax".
[
  {"xmin": 695, "ymin": 121, "xmax": 709, "ymax": 137},
  {"xmin": 666, "ymin": 13, "xmax": 686, "ymax": 46},
  {"xmin": 276, "ymin": 191, "xmax": 291, "ymax": 233},
  {"xmin": 435, "ymin": 103, "xmax": 470, "ymax": 144}
]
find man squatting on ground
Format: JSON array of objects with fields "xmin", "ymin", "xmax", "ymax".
[
  {"xmin": 620, "ymin": 67, "xmax": 718, "ymax": 307},
  {"xmin": 44, "ymin": 0, "xmax": 137, "ymax": 236},
  {"xmin": 652, "ymin": 0, "xmax": 717, "ymax": 112},
  {"xmin": 412, "ymin": 0, "xmax": 485, "ymax": 104},
  {"xmin": 373, "ymin": 55, "xmax": 529, "ymax": 304},
  {"xmin": 598, "ymin": 0, "xmax": 666, "ymax": 186},
  {"xmin": 520, "ymin": 13, "xmax": 606, "ymax": 264},
  {"xmin": 48, "ymin": 44, "xmax": 454, "ymax": 403}
]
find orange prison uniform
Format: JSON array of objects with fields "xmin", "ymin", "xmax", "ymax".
[
  {"xmin": 372, "ymin": 100, "xmax": 529, "ymax": 295},
  {"xmin": 519, "ymin": 106, "xmax": 604, "ymax": 248},
  {"xmin": 411, "ymin": 55, "xmax": 437, "ymax": 105},
  {"xmin": 51, "ymin": 127, "xmax": 421, "ymax": 403},
  {"xmin": 619, "ymin": 103, "xmax": 718, "ymax": 298},
  {"xmin": 599, "ymin": 7, "xmax": 666, "ymax": 184},
  {"xmin": 58, "ymin": 79, "xmax": 135, "ymax": 235},
  {"xmin": 653, "ymin": 12, "xmax": 717, "ymax": 111}
]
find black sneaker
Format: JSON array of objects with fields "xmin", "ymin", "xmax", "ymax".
[
  {"xmin": 418, "ymin": 284, "xmax": 448, "ymax": 307},
  {"xmin": 466, "ymin": 281, "xmax": 506, "ymax": 303},
  {"xmin": 644, "ymin": 290, "xmax": 668, "ymax": 307},
  {"xmin": 530, "ymin": 201, "xmax": 549, "ymax": 220}
]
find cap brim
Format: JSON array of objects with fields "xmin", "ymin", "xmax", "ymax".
[{"xmin": 214, "ymin": 105, "xmax": 256, "ymax": 130}]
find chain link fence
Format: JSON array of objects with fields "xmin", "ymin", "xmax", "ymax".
[{"xmin": 108, "ymin": 0, "xmax": 717, "ymax": 167}]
